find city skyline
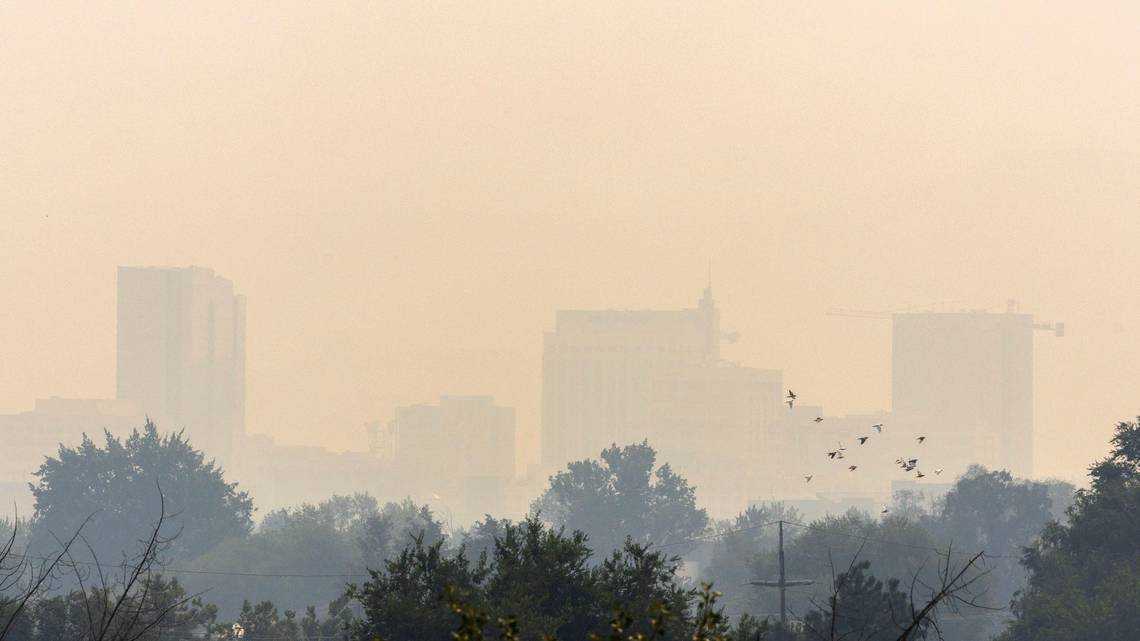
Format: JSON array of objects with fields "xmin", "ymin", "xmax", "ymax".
[{"xmin": 5, "ymin": 3, "xmax": 1140, "ymax": 485}]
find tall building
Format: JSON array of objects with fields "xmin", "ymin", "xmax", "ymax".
[
  {"xmin": 891, "ymin": 312, "xmax": 1034, "ymax": 477},
  {"xmin": 116, "ymin": 266, "xmax": 246, "ymax": 465},
  {"xmin": 541, "ymin": 287, "xmax": 782, "ymax": 516}
]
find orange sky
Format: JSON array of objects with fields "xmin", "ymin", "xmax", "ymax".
[{"xmin": 2, "ymin": 2, "xmax": 1138, "ymax": 483}]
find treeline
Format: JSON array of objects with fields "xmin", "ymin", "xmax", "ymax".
[{"xmin": 3, "ymin": 418, "xmax": 1140, "ymax": 640}]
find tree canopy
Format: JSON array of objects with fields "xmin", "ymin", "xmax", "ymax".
[
  {"xmin": 532, "ymin": 442, "xmax": 709, "ymax": 558},
  {"xmin": 28, "ymin": 421, "xmax": 253, "ymax": 562},
  {"xmin": 999, "ymin": 418, "xmax": 1140, "ymax": 641}
]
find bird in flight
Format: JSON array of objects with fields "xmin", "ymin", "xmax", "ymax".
[
  {"xmin": 786, "ymin": 390, "xmax": 796, "ymax": 408},
  {"xmin": 858, "ymin": 436, "xmax": 870, "ymax": 445},
  {"xmin": 880, "ymin": 505, "xmax": 889, "ymax": 514},
  {"xmin": 787, "ymin": 389, "xmax": 796, "ymax": 400},
  {"xmin": 786, "ymin": 399, "xmax": 794, "ymax": 408},
  {"xmin": 838, "ymin": 442, "xmax": 847, "ymax": 451},
  {"xmin": 814, "ymin": 416, "xmax": 824, "ymax": 423},
  {"xmin": 916, "ymin": 470, "xmax": 926, "ymax": 478},
  {"xmin": 934, "ymin": 468, "xmax": 943, "ymax": 475},
  {"xmin": 848, "ymin": 465, "xmax": 858, "ymax": 472},
  {"xmin": 804, "ymin": 474, "xmax": 813, "ymax": 482},
  {"xmin": 827, "ymin": 451, "xmax": 839, "ymax": 459},
  {"xmin": 916, "ymin": 436, "xmax": 926, "ymax": 444},
  {"xmin": 872, "ymin": 423, "xmax": 884, "ymax": 432}
]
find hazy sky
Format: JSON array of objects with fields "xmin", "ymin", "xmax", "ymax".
[{"xmin": 2, "ymin": 2, "xmax": 1138, "ymax": 483}]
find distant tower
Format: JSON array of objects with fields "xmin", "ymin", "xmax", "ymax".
[
  {"xmin": 116, "ymin": 266, "xmax": 246, "ymax": 465},
  {"xmin": 891, "ymin": 311, "xmax": 1033, "ymax": 477},
  {"xmin": 698, "ymin": 265, "xmax": 720, "ymax": 361}
]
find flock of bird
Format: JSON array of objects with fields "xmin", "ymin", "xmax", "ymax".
[{"xmin": 786, "ymin": 389, "xmax": 943, "ymax": 515}]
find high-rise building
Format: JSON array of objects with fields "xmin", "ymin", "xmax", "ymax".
[
  {"xmin": 891, "ymin": 311, "xmax": 1034, "ymax": 477},
  {"xmin": 541, "ymin": 287, "xmax": 782, "ymax": 516},
  {"xmin": 116, "ymin": 266, "xmax": 246, "ymax": 465}
]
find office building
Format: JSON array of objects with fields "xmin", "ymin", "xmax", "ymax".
[
  {"xmin": 387, "ymin": 395, "xmax": 516, "ymax": 523},
  {"xmin": 892, "ymin": 311, "xmax": 1034, "ymax": 477},
  {"xmin": 541, "ymin": 286, "xmax": 782, "ymax": 516},
  {"xmin": 116, "ymin": 266, "xmax": 246, "ymax": 465}
]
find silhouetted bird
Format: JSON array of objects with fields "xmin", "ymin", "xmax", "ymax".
[
  {"xmin": 814, "ymin": 416, "xmax": 823, "ymax": 423},
  {"xmin": 786, "ymin": 390, "xmax": 796, "ymax": 408},
  {"xmin": 881, "ymin": 505, "xmax": 889, "ymax": 514},
  {"xmin": 916, "ymin": 470, "xmax": 926, "ymax": 478},
  {"xmin": 872, "ymin": 423, "xmax": 884, "ymax": 432},
  {"xmin": 827, "ymin": 451, "xmax": 838, "ymax": 459},
  {"xmin": 916, "ymin": 436, "xmax": 926, "ymax": 444},
  {"xmin": 935, "ymin": 468, "xmax": 943, "ymax": 475},
  {"xmin": 848, "ymin": 465, "xmax": 858, "ymax": 472},
  {"xmin": 804, "ymin": 475, "xmax": 813, "ymax": 482},
  {"xmin": 787, "ymin": 389, "xmax": 796, "ymax": 400},
  {"xmin": 858, "ymin": 436, "xmax": 870, "ymax": 445}
]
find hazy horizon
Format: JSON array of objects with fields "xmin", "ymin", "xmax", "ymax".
[{"xmin": 4, "ymin": 2, "xmax": 1140, "ymax": 484}]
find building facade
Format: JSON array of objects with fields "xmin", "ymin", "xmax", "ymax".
[
  {"xmin": 541, "ymin": 287, "xmax": 782, "ymax": 516},
  {"xmin": 891, "ymin": 311, "xmax": 1034, "ymax": 478},
  {"xmin": 116, "ymin": 266, "xmax": 246, "ymax": 465},
  {"xmin": 387, "ymin": 395, "xmax": 517, "ymax": 523}
]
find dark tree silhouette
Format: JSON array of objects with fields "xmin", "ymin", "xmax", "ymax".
[
  {"xmin": 532, "ymin": 442, "xmax": 709, "ymax": 558},
  {"xmin": 29, "ymin": 421, "xmax": 253, "ymax": 563}
]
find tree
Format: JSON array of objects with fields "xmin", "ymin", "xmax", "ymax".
[
  {"xmin": 184, "ymin": 495, "xmax": 368, "ymax": 621},
  {"xmin": 483, "ymin": 518, "xmax": 598, "ymax": 640},
  {"xmin": 801, "ymin": 560, "xmax": 914, "ymax": 641},
  {"xmin": 28, "ymin": 421, "xmax": 253, "ymax": 563},
  {"xmin": 532, "ymin": 442, "xmax": 709, "ymax": 558},
  {"xmin": 348, "ymin": 536, "xmax": 488, "ymax": 641},
  {"xmin": 999, "ymin": 418, "xmax": 1140, "ymax": 641},
  {"xmin": 2, "ymin": 487, "xmax": 222, "ymax": 641},
  {"xmin": 933, "ymin": 466, "xmax": 1055, "ymax": 559},
  {"xmin": 358, "ymin": 499, "xmax": 446, "ymax": 570}
]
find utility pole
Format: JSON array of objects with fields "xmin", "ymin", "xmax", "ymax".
[{"xmin": 751, "ymin": 521, "xmax": 814, "ymax": 638}]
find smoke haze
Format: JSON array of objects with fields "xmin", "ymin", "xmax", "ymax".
[{"xmin": 3, "ymin": 1, "xmax": 1139, "ymax": 482}]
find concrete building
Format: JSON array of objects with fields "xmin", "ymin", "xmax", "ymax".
[
  {"xmin": 0, "ymin": 397, "xmax": 144, "ymax": 515},
  {"xmin": 541, "ymin": 287, "xmax": 783, "ymax": 517},
  {"xmin": 386, "ymin": 396, "xmax": 516, "ymax": 524},
  {"xmin": 116, "ymin": 266, "xmax": 246, "ymax": 466},
  {"xmin": 892, "ymin": 311, "xmax": 1034, "ymax": 478}
]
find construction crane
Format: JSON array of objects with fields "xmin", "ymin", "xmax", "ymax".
[{"xmin": 826, "ymin": 301, "xmax": 1064, "ymax": 337}]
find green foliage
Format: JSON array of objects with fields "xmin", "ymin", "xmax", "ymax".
[
  {"xmin": 532, "ymin": 442, "xmax": 710, "ymax": 558},
  {"xmin": 186, "ymin": 494, "xmax": 443, "ymax": 620},
  {"xmin": 999, "ymin": 418, "xmax": 1140, "ymax": 641},
  {"xmin": 345, "ymin": 515, "xmax": 749, "ymax": 641},
  {"xmin": 485, "ymin": 518, "xmax": 597, "ymax": 639},
  {"xmin": 349, "ymin": 534, "xmax": 488, "ymax": 641},
  {"xmin": 2, "ymin": 575, "xmax": 216, "ymax": 641},
  {"xmin": 799, "ymin": 560, "xmax": 917, "ymax": 641},
  {"xmin": 359, "ymin": 498, "xmax": 446, "ymax": 570},
  {"xmin": 28, "ymin": 420, "xmax": 253, "ymax": 562},
  {"xmin": 230, "ymin": 596, "xmax": 352, "ymax": 641}
]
